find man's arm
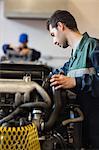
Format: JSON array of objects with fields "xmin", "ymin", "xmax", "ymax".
[
  {"xmin": 50, "ymin": 46, "xmax": 99, "ymax": 95},
  {"xmin": 50, "ymin": 61, "xmax": 70, "ymax": 76}
]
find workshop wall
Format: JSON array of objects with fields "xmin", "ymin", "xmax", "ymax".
[{"xmin": 0, "ymin": 0, "xmax": 99, "ymax": 68}]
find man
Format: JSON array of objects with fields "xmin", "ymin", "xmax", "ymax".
[
  {"xmin": 47, "ymin": 10, "xmax": 99, "ymax": 148},
  {"xmin": 2, "ymin": 33, "xmax": 41, "ymax": 62}
]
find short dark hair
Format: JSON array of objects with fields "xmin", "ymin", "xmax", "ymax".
[{"xmin": 47, "ymin": 10, "xmax": 78, "ymax": 32}]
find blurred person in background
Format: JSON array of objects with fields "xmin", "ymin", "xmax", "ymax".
[{"xmin": 2, "ymin": 33, "xmax": 41, "ymax": 62}]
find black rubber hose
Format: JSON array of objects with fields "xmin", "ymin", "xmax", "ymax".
[
  {"xmin": 0, "ymin": 101, "xmax": 50, "ymax": 125},
  {"xmin": 20, "ymin": 102, "xmax": 49, "ymax": 109},
  {"xmin": 44, "ymin": 88, "xmax": 62, "ymax": 131},
  {"xmin": 0, "ymin": 107, "xmax": 22, "ymax": 125}
]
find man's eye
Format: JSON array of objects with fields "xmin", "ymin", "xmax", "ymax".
[{"xmin": 51, "ymin": 33, "xmax": 54, "ymax": 37}]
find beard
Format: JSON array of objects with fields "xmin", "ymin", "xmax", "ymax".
[{"xmin": 63, "ymin": 40, "xmax": 69, "ymax": 48}]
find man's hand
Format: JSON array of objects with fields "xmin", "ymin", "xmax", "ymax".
[{"xmin": 50, "ymin": 74, "xmax": 76, "ymax": 90}]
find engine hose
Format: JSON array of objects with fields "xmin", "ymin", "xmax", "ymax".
[
  {"xmin": 44, "ymin": 88, "xmax": 62, "ymax": 131},
  {"xmin": 0, "ymin": 101, "xmax": 50, "ymax": 125},
  {"xmin": 62, "ymin": 107, "xmax": 84, "ymax": 126},
  {"xmin": 0, "ymin": 107, "xmax": 22, "ymax": 125},
  {"xmin": 20, "ymin": 102, "xmax": 49, "ymax": 109}
]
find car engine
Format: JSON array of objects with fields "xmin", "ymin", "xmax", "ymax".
[{"xmin": 0, "ymin": 63, "xmax": 84, "ymax": 150}]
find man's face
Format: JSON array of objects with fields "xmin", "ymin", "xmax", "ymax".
[
  {"xmin": 49, "ymin": 24, "xmax": 69, "ymax": 48},
  {"xmin": 19, "ymin": 42, "xmax": 27, "ymax": 48}
]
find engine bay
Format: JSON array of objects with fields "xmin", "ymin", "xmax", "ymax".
[{"xmin": 0, "ymin": 63, "xmax": 84, "ymax": 150}]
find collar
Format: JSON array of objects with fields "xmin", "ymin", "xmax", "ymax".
[
  {"xmin": 72, "ymin": 32, "xmax": 89, "ymax": 58},
  {"xmin": 77, "ymin": 32, "xmax": 89, "ymax": 51}
]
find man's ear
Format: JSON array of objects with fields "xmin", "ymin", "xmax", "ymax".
[{"xmin": 57, "ymin": 22, "xmax": 64, "ymax": 31}]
